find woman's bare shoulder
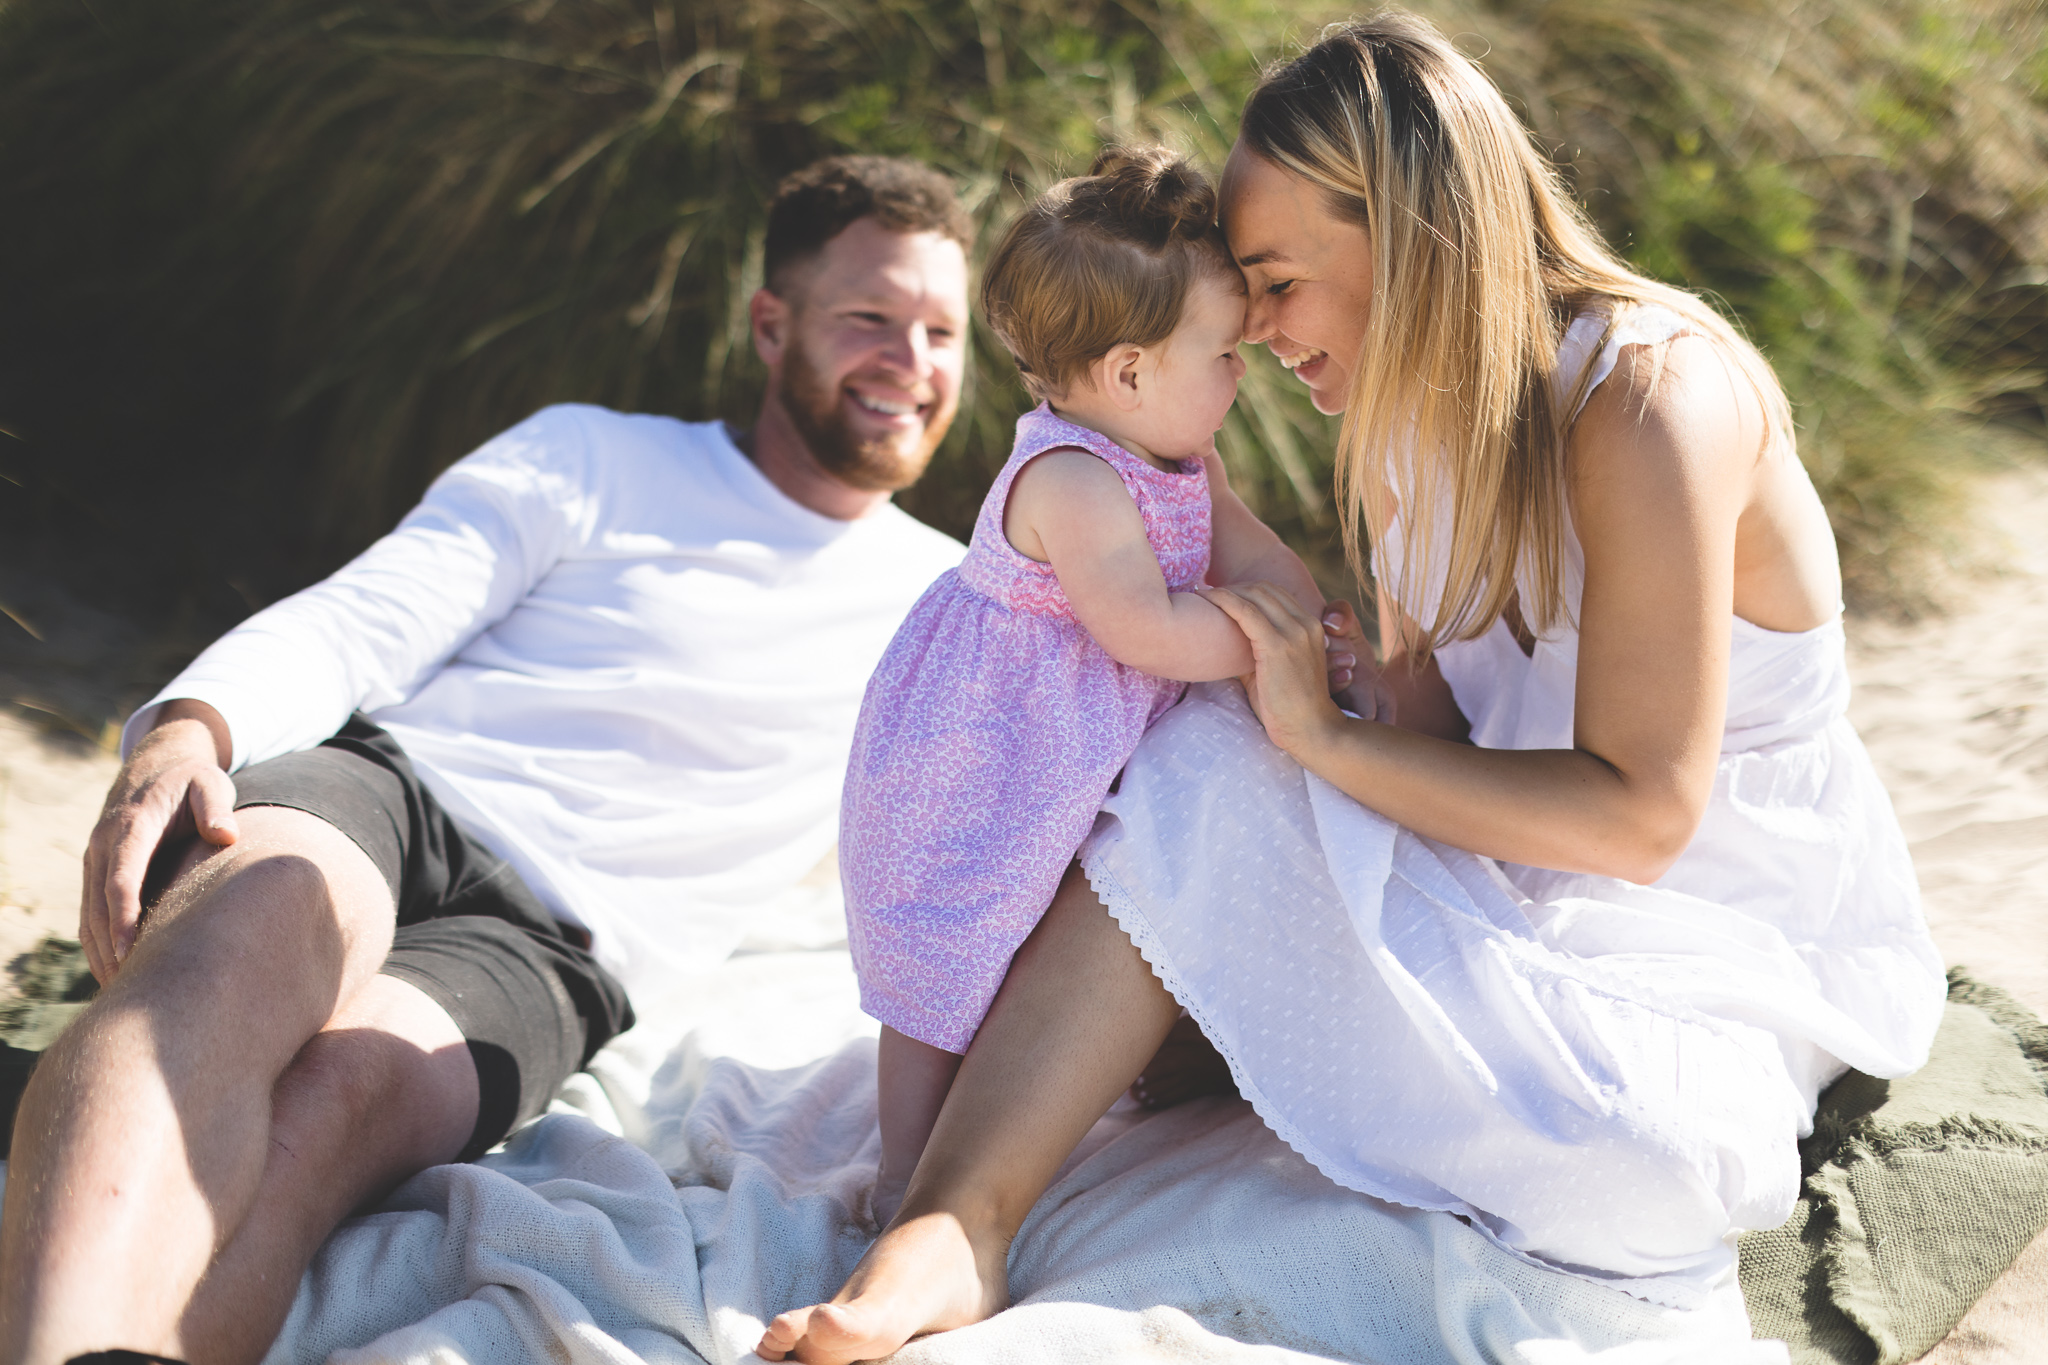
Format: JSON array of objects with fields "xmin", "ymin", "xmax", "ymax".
[
  {"xmin": 1571, "ymin": 331, "xmax": 1840, "ymax": 628},
  {"xmin": 1569, "ymin": 331, "xmax": 1766, "ymax": 487}
]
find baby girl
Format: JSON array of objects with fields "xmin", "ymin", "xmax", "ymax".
[{"xmin": 839, "ymin": 145, "xmax": 1327, "ymax": 1221}]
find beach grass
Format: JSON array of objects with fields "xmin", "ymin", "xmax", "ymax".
[{"xmin": 0, "ymin": 0, "xmax": 2041, "ymax": 634}]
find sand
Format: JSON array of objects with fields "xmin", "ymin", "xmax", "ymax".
[
  {"xmin": 1845, "ymin": 463, "xmax": 2048, "ymax": 1020},
  {"xmin": 1850, "ymin": 463, "xmax": 2048, "ymax": 1362},
  {"xmin": 0, "ymin": 463, "xmax": 2043, "ymax": 1357},
  {"xmin": 0, "ymin": 713, "xmax": 113, "ymax": 977}
]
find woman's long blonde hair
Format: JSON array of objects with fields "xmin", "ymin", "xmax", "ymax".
[{"xmin": 1240, "ymin": 11, "xmax": 1795, "ymax": 658}]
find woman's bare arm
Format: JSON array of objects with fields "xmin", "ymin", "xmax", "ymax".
[
  {"xmin": 1207, "ymin": 337, "xmax": 1759, "ymax": 884},
  {"xmin": 1371, "ymin": 586, "xmax": 1470, "ymax": 742}
]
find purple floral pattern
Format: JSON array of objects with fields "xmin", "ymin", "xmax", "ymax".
[{"xmin": 842, "ymin": 404, "xmax": 1213, "ymax": 1052}]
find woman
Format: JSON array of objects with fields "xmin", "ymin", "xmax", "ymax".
[{"xmin": 759, "ymin": 13, "xmax": 1944, "ymax": 1363}]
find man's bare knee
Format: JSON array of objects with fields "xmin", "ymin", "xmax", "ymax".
[
  {"xmin": 61, "ymin": 812, "xmax": 402, "ymax": 1076},
  {"xmin": 267, "ymin": 980, "xmax": 478, "ymax": 1199},
  {"xmin": 279, "ymin": 1027, "xmax": 432, "ymax": 1134},
  {"xmin": 121, "ymin": 855, "xmax": 346, "ymax": 1013},
  {"xmin": 172, "ymin": 983, "xmax": 476, "ymax": 1365},
  {"xmin": 148, "ymin": 845, "xmax": 324, "ymax": 929},
  {"xmin": 124, "ymin": 808, "xmax": 395, "ymax": 994}
]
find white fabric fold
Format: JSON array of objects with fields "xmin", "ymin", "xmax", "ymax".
[
  {"xmin": 163, "ymin": 946, "xmax": 1784, "ymax": 1364},
  {"xmin": 1081, "ymin": 684, "xmax": 1833, "ymax": 1307},
  {"xmin": 1066, "ymin": 305, "xmax": 1939, "ymax": 1307}
]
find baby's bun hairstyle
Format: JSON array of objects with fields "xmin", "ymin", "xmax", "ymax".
[{"xmin": 982, "ymin": 145, "xmax": 1238, "ymax": 401}]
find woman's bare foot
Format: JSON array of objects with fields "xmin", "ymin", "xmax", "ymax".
[
  {"xmin": 756, "ymin": 1210, "xmax": 1010, "ymax": 1364},
  {"xmin": 1129, "ymin": 1014, "xmax": 1237, "ymax": 1110}
]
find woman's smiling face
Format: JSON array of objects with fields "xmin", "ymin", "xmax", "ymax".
[{"xmin": 1219, "ymin": 144, "xmax": 1375, "ymax": 416}]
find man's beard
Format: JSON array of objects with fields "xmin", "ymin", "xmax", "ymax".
[{"xmin": 776, "ymin": 331, "xmax": 954, "ymax": 493}]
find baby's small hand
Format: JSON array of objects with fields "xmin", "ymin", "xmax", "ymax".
[
  {"xmin": 1321, "ymin": 601, "xmax": 1360, "ymax": 694},
  {"xmin": 1319, "ymin": 599, "xmax": 1396, "ymax": 724}
]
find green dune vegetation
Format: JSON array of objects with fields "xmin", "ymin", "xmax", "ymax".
[{"xmin": 0, "ymin": 0, "xmax": 2043, "ymax": 640}]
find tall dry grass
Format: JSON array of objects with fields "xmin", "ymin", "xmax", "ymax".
[
  {"xmin": 1462, "ymin": 0, "xmax": 2048, "ymax": 607},
  {"xmin": 0, "ymin": 0, "xmax": 2041, "ymax": 633}
]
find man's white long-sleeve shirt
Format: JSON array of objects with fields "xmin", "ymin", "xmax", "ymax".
[{"xmin": 125, "ymin": 404, "xmax": 964, "ymax": 1001}]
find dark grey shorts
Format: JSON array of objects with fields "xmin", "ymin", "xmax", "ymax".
[{"xmin": 232, "ymin": 714, "xmax": 634, "ymax": 1160}]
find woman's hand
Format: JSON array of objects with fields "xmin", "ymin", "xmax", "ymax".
[{"xmin": 1202, "ymin": 583, "xmax": 1352, "ymax": 755}]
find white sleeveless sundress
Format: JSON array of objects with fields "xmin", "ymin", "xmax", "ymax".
[{"xmin": 1077, "ymin": 306, "xmax": 1945, "ymax": 1309}]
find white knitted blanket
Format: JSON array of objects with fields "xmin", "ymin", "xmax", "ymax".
[{"xmin": 243, "ymin": 947, "xmax": 1782, "ymax": 1364}]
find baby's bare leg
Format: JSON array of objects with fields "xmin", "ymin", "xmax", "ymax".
[
  {"xmin": 1131, "ymin": 1014, "xmax": 1238, "ymax": 1109},
  {"xmin": 758, "ymin": 864, "xmax": 1178, "ymax": 1365},
  {"xmin": 875, "ymin": 1026, "xmax": 963, "ymax": 1226}
]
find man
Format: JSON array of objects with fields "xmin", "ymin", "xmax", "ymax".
[{"xmin": 0, "ymin": 155, "xmax": 972, "ymax": 1364}]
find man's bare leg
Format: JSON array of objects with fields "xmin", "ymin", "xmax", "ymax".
[
  {"xmin": 177, "ymin": 972, "xmax": 477, "ymax": 1360},
  {"xmin": 873, "ymin": 1027, "xmax": 963, "ymax": 1228},
  {"xmin": 757, "ymin": 864, "xmax": 1180, "ymax": 1365},
  {"xmin": 0, "ymin": 807, "xmax": 477, "ymax": 1364}
]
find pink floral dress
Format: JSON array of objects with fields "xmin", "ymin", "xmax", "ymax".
[{"xmin": 842, "ymin": 403, "xmax": 1214, "ymax": 1053}]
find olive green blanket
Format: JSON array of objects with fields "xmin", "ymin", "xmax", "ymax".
[{"xmin": 1740, "ymin": 970, "xmax": 2048, "ymax": 1363}]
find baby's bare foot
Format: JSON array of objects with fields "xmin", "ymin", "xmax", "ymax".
[
  {"xmin": 755, "ymin": 1210, "xmax": 1009, "ymax": 1364},
  {"xmin": 1130, "ymin": 1015, "xmax": 1237, "ymax": 1110}
]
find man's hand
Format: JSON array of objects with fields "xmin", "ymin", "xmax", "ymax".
[{"xmin": 80, "ymin": 700, "xmax": 237, "ymax": 983}]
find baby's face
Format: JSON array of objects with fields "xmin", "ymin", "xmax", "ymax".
[{"xmin": 1133, "ymin": 272, "xmax": 1248, "ymax": 459}]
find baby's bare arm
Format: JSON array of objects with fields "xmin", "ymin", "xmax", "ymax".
[
  {"xmin": 1200, "ymin": 452, "xmax": 1323, "ymax": 617},
  {"xmin": 1202, "ymin": 451, "xmax": 1376, "ymax": 699},
  {"xmin": 1006, "ymin": 450, "xmax": 1252, "ymax": 681}
]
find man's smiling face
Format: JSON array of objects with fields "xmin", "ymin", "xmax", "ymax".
[{"xmin": 761, "ymin": 217, "xmax": 970, "ymax": 492}]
